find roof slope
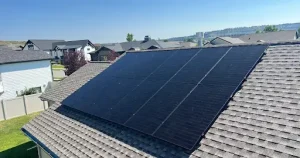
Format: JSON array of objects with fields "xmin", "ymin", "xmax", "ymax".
[
  {"xmin": 53, "ymin": 40, "xmax": 94, "ymax": 49},
  {"xmin": 218, "ymin": 37, "xmax": 245, "ymax": 44},
  {"xmin": 239, "ymin": 30, "xmax": 297, "ymax": 43},
  {"xmin": 28, "ymin": 40, "xmax": 65, "ymax": 50},
  {"xmin": 40, "ymin": 62, "xmax": 111, "ymax": 102},
  {"xmin": 0, "ymin": 48, "xmax": 52, "ymax": 64},
  {"xmin": 23, "ymin": 44, "xmax": 300, "ymax": 158}
]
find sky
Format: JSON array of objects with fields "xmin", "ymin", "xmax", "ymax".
[{"xmin": 0, "ymin": 0, "xmax": 299, "ymax": 43}]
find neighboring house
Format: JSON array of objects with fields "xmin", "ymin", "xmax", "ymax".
[
  {"xmin": 0, "ymin": 47, "xmax": 52, "ymax": 100},
  {"xmin": 23, "ymin": 39, "xmax": 65, "ymax": 54},
  {"xmin": 239, "ymin": 30, "xmax": 298, "ymax": 43},
  {"xmin": 90, "ymin": 36, "xmax": 192, "ymax": 61},
  {"xmin": 23, "ymin": 41, "xmax": 300, "ymax": 158},
  {"xmin": 206, "ymin": 30, "xmax": 299, "ymax": 46},
  {"xmin": 207, "ymin": 36, "xmax": 245, "ymax": 45},
  {"xmin": 52, "ymin": 40, "xmax": 96, "ymax": 61}
]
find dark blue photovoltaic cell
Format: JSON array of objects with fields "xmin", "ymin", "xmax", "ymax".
[
  {"xmin": 100, "ymin": 51, "xmax": 173, "ymax": 79},
  {"xmin": 125, "ymin": 82, "xmax": 195, "ymax": 134},
  {"xmin": 153, "ymin": 45, "xmax": 267, "ymax": 149},
  {"xmin": 125, "ymin": 47, "xmax": 230, "ymax": 134},
  {"xmin": 104, "ymin": 80, "xmax": 166, "ymax": 124},
  {"xmin": 63, "ymin": 50, "xmax": 174, "ymax": 115},
  {"xmin": 171, "ymin": 47, "xmax": 231, "ymax": 84},
  {"xmin": 147, "ymin": 49, "xmax": 200, "ymax": 82}
]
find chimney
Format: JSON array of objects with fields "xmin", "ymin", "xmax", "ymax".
[
  {"xmin": 196, "ymin": 32, "xmax": 204, "ymax": 47},
  {"xmin": 144, "ymin": 35, "xmax": 151, "ymax": 42}
]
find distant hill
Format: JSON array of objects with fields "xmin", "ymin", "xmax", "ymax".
[
  {"xmin": 0, "ymin": 40, "xmax": 25, "ymax": 47},
  {"xmin": 168, "ymin": 22, "xmax": 300, "ymax": 41}
]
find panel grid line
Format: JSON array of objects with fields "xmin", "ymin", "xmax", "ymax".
[
  {"xmin": 151, "ymin": 47, "xmax": 233, "ymax": 135},
  {"xmin": 108, "ymin": 50, "xmax": 178, "ymax": 111},
  {"xmin": 124, "ymin": 48, "xmax": 203, "ymax": 124}
]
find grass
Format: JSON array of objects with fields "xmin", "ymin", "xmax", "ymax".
[
  {"xmin": 0, "ymin": 112, "xmax": 40, "ymax": 158},
  {"xmin": 52, "ymin": 64, "xmax": 65, "ymax": 69}
]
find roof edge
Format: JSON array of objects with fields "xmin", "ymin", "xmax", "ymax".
[
  {"xmin": 0, "ymin": 58, "xmax": 52, "ymax": 65},
  {"xmin": 21, "ymin": 128, "xmax": 59, "ymax": 158}
]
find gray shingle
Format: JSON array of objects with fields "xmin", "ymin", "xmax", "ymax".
[
  {"xmin": 23, "ymin": 43, "xmax": 300, "ymax": 158},
  {"xmin": 27, "ymin": 39, "xmax": 65, "ymax": 50},
  {"xmin": 53, "ymin": 40, "xmax": 94, "ymax": 49},
  {"xmin": 0, "ymin": 48, "xmax": 52, "ymax": 64}
]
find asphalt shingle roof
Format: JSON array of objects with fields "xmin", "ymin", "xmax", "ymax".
[
  {"xmin": 0, "ymin": 48, "xmax": 52, "ymax": 64},
  {"xmin": 28, "ymin": 40, "xmax": 65, "ymax": 50},
  {"xmin": 23, "ymin": 42, "xmax": 300, "ymax": 158}
]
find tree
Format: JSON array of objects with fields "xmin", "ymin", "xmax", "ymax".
[
  {"xmin": 256, "ymin": 30, "xmax": 262, "ymax": 34},
  {"xmin": 126, "ymin": 33, "xmax": 134, "ymax": 42},
  {"xmin": 263, "ymin": 25, "xmax": 278, "ymax": 32},
  {"xmin": 64, "ymin": 51, "xmax": 87, "ymax": 76},
  {"xmin": 107, "ymin": 50, "xmax": 119, "ymax": 61},
  {"xmin": 163, "ymin": 39, "xmax": 168, "ymax": 42}
]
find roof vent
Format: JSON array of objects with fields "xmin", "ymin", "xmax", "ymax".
[{"xmin": 144, "ymin": 36, "xmax": 151, "ymax": 42}]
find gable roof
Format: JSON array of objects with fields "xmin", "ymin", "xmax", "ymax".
[
  {"xmin": 239, "ymin": 30, "xmax": 297, "ymax": 43},
  {"xmin": 26, "ymin": 40, "xmax": 65, "ymax": 50},
  {"xmin": 52, "ymin": 40, "xmax": 95, "ymax": 49},
  {"xmin": 23, "ymin": 42, "xmax": 300, "ymax": 158},
  {"xmin": 40, "ymin": 62, "xmax": 111, "ymax": 103},
  {"xmin": 0, "ymin": 47, "xmax": 52, "ymax": 65}
]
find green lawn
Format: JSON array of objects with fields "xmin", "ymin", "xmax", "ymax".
[
  {"xmin": 0, "ymin": 113, "xmax": 40, "ymax": 158},
  {"xmin": 52, "ymin": 64, "xmax": 65, "ymax": 69}
]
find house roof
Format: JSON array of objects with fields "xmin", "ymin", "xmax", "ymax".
[
  {"xmin": 40, "ymin": 62, "xmax": 111, "ymax": 103},
  {"xmin": 207, "ymin": 37, "xmax": 245, "ymax": 46},
  {"xmin": 52, "ymin": 40, "xmax": 95, "ymax": 49},
  {"xmin": 23, "ymin": 42, "xmax": 300, "ymax": 158},
  {"xmin": 92, "ymin": 40, "xmax": 185, "ymax": 54},
  {"xmin": 26, "ymin": 40, "xmax": 65, "ymax": 50},
  {"xmin": 0, "ymin": 47, "xmax": 52, "ymax": 65},
  {"xmin": 239, "ymin": 30, "xmax": 297, "ymax": 43}
]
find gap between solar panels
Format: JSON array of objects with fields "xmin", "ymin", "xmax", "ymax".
[{"xmin": 62, "ymin": 45, "xmax": 268, "ymax": 150}]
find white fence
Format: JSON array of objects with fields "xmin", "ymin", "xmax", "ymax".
[{"xmin": 0, "ymin": 93, "xmax": 48, "ymax": 121}]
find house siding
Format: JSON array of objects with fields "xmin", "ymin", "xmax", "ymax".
[
  {"xmin": 0, "ymin": 60, "xmax": 52, "ymax": 100},
  {"xmin": 83, "ymin": 45, "xmax": 95, "ymax": 61}
]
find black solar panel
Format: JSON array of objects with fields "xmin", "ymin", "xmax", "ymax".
[
  {"xmin": 153, "ymin": 45, "xmax": 267, "ymax": 149},
  {"xmin": 63, "ymin": 45, "xmax": 267, "ymax": 150}
]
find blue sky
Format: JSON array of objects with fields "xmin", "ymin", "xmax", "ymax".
[{"xmin": 0, "ymin": 0, "xmax": 299, "ymax": 43}]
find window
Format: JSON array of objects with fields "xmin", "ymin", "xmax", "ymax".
[
  {"xmin": 28, "ymin": 44, "xmax": 34, "ymax": 50},
  {"xmin": 87, "ymin": 48, "xmax": 90, "ymax": 51}
]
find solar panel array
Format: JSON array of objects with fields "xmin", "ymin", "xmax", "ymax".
[{"xmin": 62, "ymin": 45, "xmax": 267, "ymax": 150}]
